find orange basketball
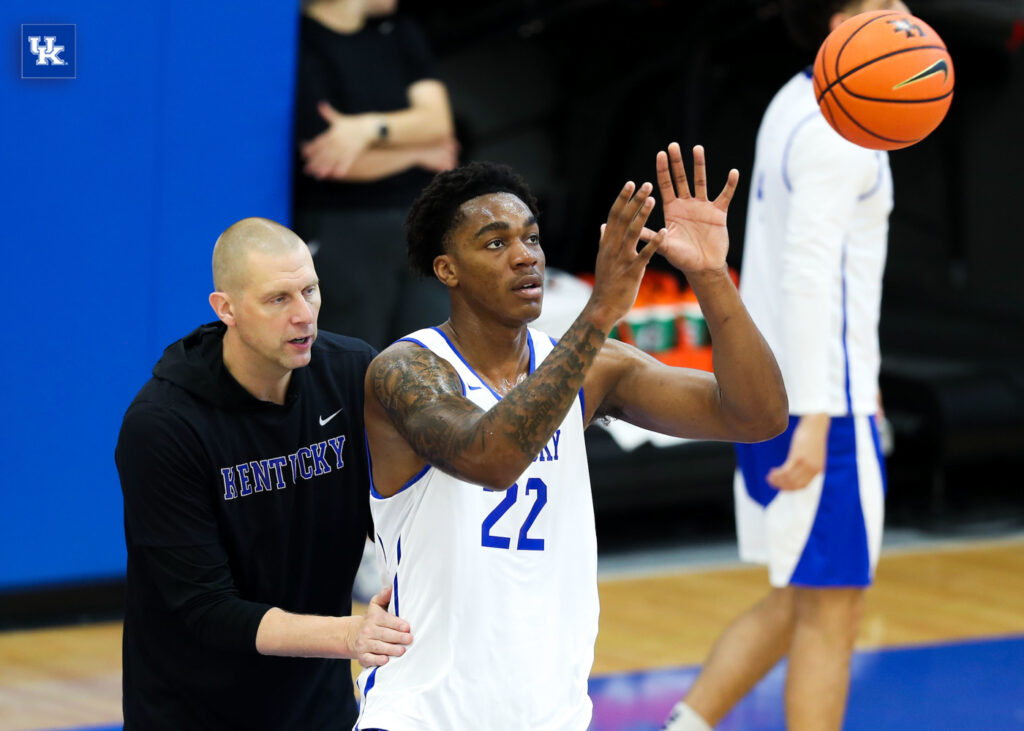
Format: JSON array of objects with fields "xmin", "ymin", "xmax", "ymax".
[{"xmin": 813, "ymin": 10, "xmax": 954, "ymax": 150}]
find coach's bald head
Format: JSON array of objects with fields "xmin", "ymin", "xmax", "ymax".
[{"xmin": 212, "ymin": 217, "xmax": 308, "ymax": 294}]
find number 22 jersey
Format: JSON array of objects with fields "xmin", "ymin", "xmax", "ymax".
[{"xmin": 356, "ymin": 327, "xmax": 598, "ymax": 731}]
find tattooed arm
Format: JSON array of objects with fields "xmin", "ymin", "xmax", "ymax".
[
  {"xmin": 367, "ymin": 316, "xmax": 606, "ymax": 492},
  {"xmin": 365, "ymin": 180, "xmax": 666, "ymax": 494}
]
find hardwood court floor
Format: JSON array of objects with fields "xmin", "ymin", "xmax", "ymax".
[
  {"xmin": 1, "ymin": 538, "xmax": 1022, "ymax": 731},
  {"xmin": 594, "ymin": 536, "xmax": 1024, "ymax": 674}
]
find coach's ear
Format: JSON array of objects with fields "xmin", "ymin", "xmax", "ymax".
[
  {"xmin": 433, "ymin": 254, "xmax": 458, "ymax": 288},
  {"xmin": 209, "ymin": 291, "xmax": 237, "ymax": 327}
]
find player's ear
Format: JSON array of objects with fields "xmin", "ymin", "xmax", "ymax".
[
  {"xmin": 433, "ymin": 254, "xmax": 458, "ymax": 288},
  {"xmin": 209, "ymin": 291, "xmax": 237, "ymax": 327}
]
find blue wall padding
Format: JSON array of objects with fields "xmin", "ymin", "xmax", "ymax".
[{"xmin": 0, "ymin": 1, "xmax": 299, "ymax": 589}]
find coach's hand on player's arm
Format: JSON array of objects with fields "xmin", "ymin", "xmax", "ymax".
[
  {"xmin": 767, "ymin": 414, "xmax": 830, "ymax": 491},
  {"xmin": 255, "ymin": 585, "xmax": 411, "ymax": 665},
  {"xmin": 349, "ymin": 585, "xmax": 414, "ymax": 668}
]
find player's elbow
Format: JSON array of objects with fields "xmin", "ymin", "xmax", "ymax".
[
  {"xmin": 465, "ymin": 464, "xmax": 522, "ymax": 492},
  {"xmin": 764, "ymin": 387, "xmax": 790, "ymax": 438},
  {"xmin": 730, "ymin": 392, "xmax": 789, "ymax": 444},
  {"xmin": 732, "ymin": 418, "xmax": 785, "ymax": 444},
  {"xmin": 455, "ymin": 452, "xmax": 529, "ymax": 492},
  {"xmin": 764, "ymin": 406, "xmax": 790, "ymax": 441},
  {"xmin": 748, "ymin": 401, "xmax": 789, "ymax": 443},
  {"xmin": 477, "ymin": 476, "xmax": 518, "ymax": 492}
]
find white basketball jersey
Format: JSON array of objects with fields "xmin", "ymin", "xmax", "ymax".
[
  {"xmin": 741, "ymin": 70, "xmax": 892, "ymax": 416},
  {"xmin": 355, "ymin": 327, "xmax": 598, "ymax": 731}
]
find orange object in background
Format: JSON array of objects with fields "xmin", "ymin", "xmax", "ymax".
[
  {"xmin": 813, "ymin": 10, "xmax": 954, "ymax": 150},
  {"xmin": 576, "ymin": 268, "xmax": 739, "ymax": 373}
]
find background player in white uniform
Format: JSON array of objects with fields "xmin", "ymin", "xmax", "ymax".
[
  {"xmin": 661, "ymin": 2, "xmax": 905, "ymax": 730},
  {"xmin": 356, "ymin": 144, "xmax": 789, "ymax": 730}
]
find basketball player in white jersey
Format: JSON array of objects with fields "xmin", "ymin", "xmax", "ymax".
[
  {"xmin": 660, "ymin": 2, "xmax": 906, "ymax": 730},
  {"xmin": 356, "ymin": 144, "xmax": 788, "ymax": 730}
]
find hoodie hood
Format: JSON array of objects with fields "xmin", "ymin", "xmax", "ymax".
[{"xmin": 152, "ymin": 321, "xmax": 289, "ymax": 410}]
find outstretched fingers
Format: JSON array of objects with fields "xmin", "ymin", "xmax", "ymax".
[
  {"xmin": 637, "ymin": 227, "xmax": 667, "ymax": 264},
  {"xmin": 668, "ymin": 142, "xmax": 690, "ymax": 199},
  {"xmin": 714, "ymin": 168, "xmax": 741, "ymax": 212},
  {"xmin": 692, "ymin": 145, "xmax": 708, "ymax": 200},
  {"xmin": 624, "ymin": 193, "xmax": 657, "ymax": 247},
  {"xmin": 602, "ymin": 181, "xmax": 636, "ymax": 243},
  {"xmin": 609, "ymin": 180, "xmax": 637, "ymax": 216},
  {"xmin": 602, "ymin": 223, "xmax": 661, "ymax": 244},
  {"xmin": 656, "ymin": 150, "xmax": 675, "ymax": 203},
  {"xmin": 605, "ymin": 181, "xmax": 654, "ymax": 250}
]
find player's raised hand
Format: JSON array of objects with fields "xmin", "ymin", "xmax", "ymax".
[
  {"xmin": 656, "ymin": 143, "xmax": 739, "ymax": 274},
  {"xmin": 349, "ymin": 585, "xmax": 413, "ymax": 668},
  {"xmin": 588, "ymin": 181, "xmax": 666, "ymax": 331}
]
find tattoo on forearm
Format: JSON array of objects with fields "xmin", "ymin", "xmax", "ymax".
[
  {"xmin": 371, "ymin": 348, "xmax": 482, "ymax": 476},
  {"xmin": 371, "ymin": 318, "xmax": 606, "ymax": 472},
  {"xmin": 495, "ymin": 317, "xmax": 603, "ymax": 458}
]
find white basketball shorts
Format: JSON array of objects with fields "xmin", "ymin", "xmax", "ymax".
[{"xmin": 734, "ymin": 414, "xmax": 886, "ymax": 588}]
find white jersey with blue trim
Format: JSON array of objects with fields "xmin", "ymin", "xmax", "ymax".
[
  {"xmin": 741, "ymin": 70, "xmax": 893, "ymax": 416},
  {"xmin": 355, "ymin": 326, "xmax": 597, "ymax": 731}
]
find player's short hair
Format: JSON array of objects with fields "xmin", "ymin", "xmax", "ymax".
[
  {"xmin": 781, "ymin": 0, "xmax": 863, "ymax": 51},
  {"xmin": 406, "ymin": 162, "xmax": 540, "ymax": 279}
]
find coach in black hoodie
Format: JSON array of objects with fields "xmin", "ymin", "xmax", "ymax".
[{"xmin": 115, "ymin": 218, "xmax": 412, "ymax": 729}]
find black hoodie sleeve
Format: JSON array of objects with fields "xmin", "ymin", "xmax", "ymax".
[
  {"xmin": 117, "ymin": 401, "xmax": 270, "ymax": 652},
  {"xmin": 117, "ymin": 401, "xmax": 221, "ymax": 547},
  {"xmin": 140, "ymin": 543, "xmax": 271, "ymax": 653}
]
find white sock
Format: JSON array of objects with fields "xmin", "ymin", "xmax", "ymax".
[{"xmin": 661, "ymin": 700, "xmax": 713, "ymax": 731}]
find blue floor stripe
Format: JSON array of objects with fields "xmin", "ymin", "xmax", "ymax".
[
  {"xmin": 42, "ymin": 636, "xmax": 1024, "ymax": 731},
  {"xmin": 588, "ymin": 635, "xmax": 1024, "ymax": 730}
]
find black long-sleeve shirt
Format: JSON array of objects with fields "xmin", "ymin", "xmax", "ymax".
[
  {"xmin": 115, "ymin": 322, "xmax": 374, "ymax": 730},
  {"xmin": 293, "ymin": 13, "xmax": 439, "ymax": 212}
]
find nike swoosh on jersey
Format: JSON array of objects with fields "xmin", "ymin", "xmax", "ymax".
[
  {"xmin": 319, "ymin": 408, "xmax": 343, "ymax": 426},
  {"xmin": 893, "ymin": 59, "xmax": 949, "ymax": 90},
  {"xmin": 466, "ymin": 384, "xmax": 483, "ymax": 391}
]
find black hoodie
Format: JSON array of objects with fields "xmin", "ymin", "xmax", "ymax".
[{"xmin": 115, "ymin": 322, "xmax": 374, "ymax": 730}]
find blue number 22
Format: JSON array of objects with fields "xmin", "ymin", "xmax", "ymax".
[{"xmin": 481, "ymin": 477, "xmax": 547, "ymax": 551}]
